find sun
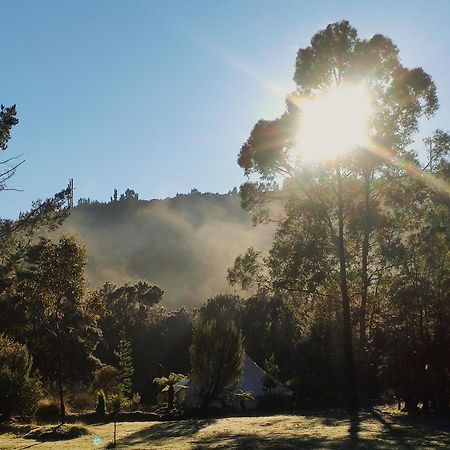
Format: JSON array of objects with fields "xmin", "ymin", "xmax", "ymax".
[{"xmin": 297, "ymin": 84, "xmax": 372, "ymax": 162}]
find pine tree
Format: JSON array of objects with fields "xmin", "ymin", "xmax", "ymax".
[{"xmin": 115, "ymin": 340, "xmax": 134, "ymax": 399}]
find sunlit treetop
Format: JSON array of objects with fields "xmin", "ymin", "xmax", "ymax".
[
  {"xmin": 296, "ymin": 83, "xmax": 372, "ymax": 161},
  {"xmin": 238, "ymin": 21, "xmax": 438, "ymax": 177}
]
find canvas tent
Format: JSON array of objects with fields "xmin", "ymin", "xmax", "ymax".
[{"xmin": 175, "ymin": 353, "xmax": 292, "ymax": 408}]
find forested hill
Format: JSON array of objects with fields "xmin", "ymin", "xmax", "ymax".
[{"xmin": 58, "ymin": 189, "xmax": 272, "ymax": 309}]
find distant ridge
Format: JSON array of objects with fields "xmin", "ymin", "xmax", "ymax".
[{"xmin": 57, "ymin": 190, "xmax": 272, "ymax": 309}]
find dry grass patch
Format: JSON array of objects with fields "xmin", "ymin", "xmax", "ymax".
[{"xmin": 1, "ymin": 411, "xmax": 449, "ymax": 449}]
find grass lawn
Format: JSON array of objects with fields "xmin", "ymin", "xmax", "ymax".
[{"xmin": 1, "ymin": 410, "xmax": 450, "ymax": 449}]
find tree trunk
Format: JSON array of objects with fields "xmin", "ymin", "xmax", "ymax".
[
  {"xmin": 336, "ymin": 164, "xmax": 356, "ymax": 406},
  {"xmin": 359, "ymin": 169, "xmax": 371, "ymax": 396},
  {"xmin": 57, "ymin": 336, "xmax": 66, "ymax": 424},
  {"xmin": 168, "ymin": 385, "xmax": 174, "ymax": 411}
]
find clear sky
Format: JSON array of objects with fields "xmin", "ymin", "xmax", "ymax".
[{"xmin": 1, "ymin": 0, "xmax": 449, "ymax": 218}]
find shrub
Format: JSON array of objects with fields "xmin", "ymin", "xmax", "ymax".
[
  {"xmin": 24, "ymin": 424, "xmax": 89, "ymax": 441},
  {"xmin": 108, "ymin": 394, "xmax": 123, "ymax": 415},
  {"xmin": 132, "ymin": 392, "xmax": 141, "ymax": 410},
  {"xmin": 69, "ymin": 391, "xmax": 95, "ymax": 412},
  {"xmin": 34, "ymin": 398, "xmax": 70, "ymax": 424},
  {"xmin": 262, "ymin": 354, "xmax": 280, "ymax": 394},
  {"xmin": 95, "ymin": 390, "xmax": 106, "ymax": 416},
  {"xmin": 190, "ymin": 315, "xmax": 244, "ymax": 408},
  {"xmin": 0, "ymin": 334, "xmax": 42, "ymax": 420},
  {"xmin": 153, "ymin": 373, "xmax": 186, "ymax": 411},
  {"xmin": 92, "ymin": 365, "xmax": 119, "ymax": 395},
  {"xmin": 228, "ymin": 390, "xmax": 255, "ymax": 410}
]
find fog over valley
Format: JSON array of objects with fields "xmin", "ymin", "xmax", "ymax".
[{"xmin": 56, "ymin": 190, "xmax": 273, "ymax": 309}]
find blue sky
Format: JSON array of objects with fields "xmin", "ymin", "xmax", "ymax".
[{"xmin": 1, "ymin": 0, "xmax": 449, "ymax": 218}]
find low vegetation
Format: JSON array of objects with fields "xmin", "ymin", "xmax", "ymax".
[{"xmin": 1, "ymin": 411, "xmax": 450, "ymax": 449}]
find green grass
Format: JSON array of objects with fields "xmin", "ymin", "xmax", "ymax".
[{"xmin": 1, "ymin": 410, "xmax": 449, "ymax": 449}]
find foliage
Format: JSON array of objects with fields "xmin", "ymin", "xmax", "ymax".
[
  {"xmin": 0, "ymin": 334, "xmax": 41, "ymax": 419},
  {"xmin": 228, "ymin": 390, "xmax": 255, "ymax": 411},
  {"xmin": 94, "ymin": 298, "xmax": 192, "ymax": 401},
  {"xmin": 92, "ymin": 365, "xmax": 120, "ymax": 396},
  {"xmin": 190, "ymin": 313, "xmax": 244, "ymax": 408},
  {"xmin": 23, "ymin": 424, "xmax": 89, "ymax": 442},
  {"xmin": 96, "ymin": 390, "xmax": 106, "ymax": 417},
  {"xmin": 109, "ymin": 394, "xmax": 122, "ymax": 416},
  {"xmin": 131, "ymin": 392, "xmax": 141, "ymax": 410},
  {"xmin": 153, "ymin": 373, "xmax": 186, "ymax": 410},
  {"xmin": 0, "ymin": 103, "xmax": 21, "ymax": 191},
  {"xmin": 262, "ymin": 354, "xmax": 280, "ymax": 394},
  {"xmin": 232, "ymin": 19, "xmax": 445, "ymax": 406},
  {"xmin": 11, "ymin": 236, "xmax": 100, "ymax": 423},
  {"xmin": 115, "ymin": 340, "xmax": 134, "ymax": 400},
  {"xmin": 33, "ymin": 398, "xmax": 66, "ymax": 424},
  {"xmin": 227, "ymin": 247, "xmax": 269, "ymax": 292},
  {"xmin": 93, "ymin": 282, "xmax": 163, "ymax": 365}
]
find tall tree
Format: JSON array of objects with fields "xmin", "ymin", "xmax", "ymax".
[
  {"xmin": 13, "ymin": 236, "xmax": 99, "ymax": 424},
  {"xmin": 380, "ymin": 131, "xmax": 450, "ymax": 411},
  {"xmin": 236, "ymin": 20, "xmax": 438, "ymax": 402},
  {"xmin": 116, "ymin": 339, "xmax": 134, "ymax": 400},
  {"xmin": 190, "ymin": 314, "xmax": 243, "ymax": 408}
]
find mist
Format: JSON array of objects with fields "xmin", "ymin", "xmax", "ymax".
[{"xmin": 58, "ymin": 191, "xmax": 273, "ymax": 309}]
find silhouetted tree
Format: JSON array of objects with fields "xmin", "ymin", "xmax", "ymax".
[
  {"xmin": 0, "ymin": 335, "xmax": 41, "ymax": 420},
  {"xmin": 116, "ymin": 339, "xmax": 134, "ymax": 400},
  {"xmin": 0, "ymin": 104, "xmax": 22, "ymax": 191},
  {"xmin": 14, "ymin": 236, "xmax": 100, "ymax": 423},
  {"xmin": 190, "ymin": 313, "xmax": 243, "ymax": 408},
  {"xmin": 235, "ymin": 20, "xmax": 438, "ymax": 403}
]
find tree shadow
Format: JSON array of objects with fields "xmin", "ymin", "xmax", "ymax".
[
  {"xmin": 349, "ymin": 409, "xmax": 360, "ymax": 442},
  {"xmin": 192, "ymin": 411, "xmax": 363, "ymax": 449},
  {"xmin": 193, "ymin": 431, "xmax": 383, "ymax": 449},
  {"xmin": 369, "ymin": 408, "xmax": 450, "ymax": 450},
  {"xmin": 113, "ymin": 418, "xmax": 216, "ymax": 447}
]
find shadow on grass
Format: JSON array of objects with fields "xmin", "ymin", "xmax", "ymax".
[
  {"xmin": 103, "ymin": 410, "xmax": 450, "ymax": 449},
  {"xmin": 114, "ymin": 418, "xmax": 216, "ymax": 447},
  {"xmin": 192, "ymin": 432, "xmax": 386, "ymax": 449},
  {"xmin": 349, "ymin": 409, "xmax": 360, "ymax": 442},
  {"xmin": 370, "ymin": 408, "xmax": 450, "ymax": 450}
]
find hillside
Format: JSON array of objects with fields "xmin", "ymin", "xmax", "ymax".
[{"xmin": 58, "ymin": 190, "xmax": 272, "ymax": 309}]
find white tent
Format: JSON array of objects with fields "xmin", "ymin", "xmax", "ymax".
[{"xmin": 175, "ymin": 353, "xmax": 291, "ymax": 409}]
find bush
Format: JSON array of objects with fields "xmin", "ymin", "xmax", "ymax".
[
  {"xmin": 92, "ymin": 365, "xmax": 119, "ymax": 395},
  {"xmin": 0, "ymin": 334, "xmax": 42, "ymax": 420},
  {"xmin": 34, "ymin": 398, "xmax": 70, "ymax": 424},
  {"xmin": 95, "ymin": 390, "xmax": 106, "ymax": 416},
  {"xmin": 190, "ymin": 315, "xmax": 244, "ymax": 408},
  {"xmin": 24, "ymin": 424, "xmax": 89, "ymax": 441},
  {"xmin": 69, "ymin": 391, "xmax": 95, "ymax": 412},
  {"xmin": 132, "ymin": 392, "xmax": 141, "ymax": 410},
  {"xmin": 109, "ymin": 394, "xmax": 122, "ymax": 416}
]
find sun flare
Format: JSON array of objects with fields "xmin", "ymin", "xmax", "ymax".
[{"xmin": 297, "ymin": 84, "xmax": 372, "ymax": 162}]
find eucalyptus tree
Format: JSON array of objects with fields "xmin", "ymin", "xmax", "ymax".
[
  {"xmin": 0, "ymin": 103, "xmax": 21, "ymax": 191},
  {"xmin": 236, "ymin": 20, "xmax": 438, "ymax": 401},
  {"xmin": 380, "ymin": 130, "xmax": 450, "ymax": 411},
  {"xmin": 14, "ymin": 236, "xmax": 99, "ymax": 423}
]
